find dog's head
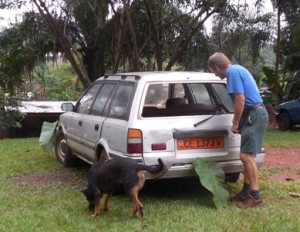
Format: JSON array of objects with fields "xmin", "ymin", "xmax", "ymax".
[{"xmin": 81, "ymin": 188, "xmax": 95, "ymax": 210}]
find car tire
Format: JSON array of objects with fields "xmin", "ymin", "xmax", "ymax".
[
  {"xmin": 225, "ymin": 172, "xmax": 240, "ymax": 183},
  {"xmin": 99, "ymin": 149, "xmax": 109, "ymax": 163},
  {"xmin": 55, "ymin": 130, "xmax": 78, "ymax": 167},
  {"xmin": 278, "ymin": 112, "xmax": 292, "ymax": 130}
]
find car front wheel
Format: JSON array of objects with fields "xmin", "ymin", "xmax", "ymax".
[
  {"xmin": 55, "ymin": 130, "xmax": 78, "ymax": 167},
  {"xmin": 278, "ymin": 112, "xmax": 292, "ymax": 130}
]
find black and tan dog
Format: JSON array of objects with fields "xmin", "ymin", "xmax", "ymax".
[{"xmin": 82, "ymin": 157, "xmax": 165, "ymax": 221}]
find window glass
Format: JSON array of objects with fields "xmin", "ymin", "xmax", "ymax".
[
  {"xmin": 108, "ymin": 84, "xmax": 133, "ymax": 119},
  {"xmin": 144, "ymin": 83, "xmax": 186, "ymax": 108},
  {"xmin": 91, "ymin": 83, "xmax": 115, "ymax": 116},
  {"xmin": 144, "ymin": 84, "xmax": 168, "ymax": 107},
  {"xmin": 189, "ymin": 83, "xmax": 213, "ymax": 105},
  {"xmin": 173, "ymin": 83, "xmax": 185, "ymax": 98},
  {"xmin": 212, "ymin": 83, "xmax": 234, "ymax": 112},
  {"xmin": 77, "ymin": 84, "xmax": 101, "ymax": 114}
]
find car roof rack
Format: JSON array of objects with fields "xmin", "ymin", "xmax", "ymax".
[{"xmin": 103, "ymin": 74, "xmax": 141, "ymax": 81}]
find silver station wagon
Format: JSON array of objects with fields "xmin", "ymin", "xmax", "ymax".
[{"xmin": 55, "ymin": 71, "xmax": 265, "ymax": 182}]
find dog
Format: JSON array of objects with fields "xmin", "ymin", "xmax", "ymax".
[{"xmin": 82, "ymin": 157, "xmax": 165, "ymax": 221}]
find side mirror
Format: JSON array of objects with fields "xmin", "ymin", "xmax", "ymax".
[{"xmin": 61, "ymin": 102, "xmax": 75, "ymax": 112}]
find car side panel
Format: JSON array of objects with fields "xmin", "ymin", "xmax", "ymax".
[
  {"xmin": 60, "ymin": 112, "xmax": 85, "ymax": 155},
  {"xmin": 100, "ymin": 117, "xmax": 128, "ymax": 157},
  {"xmin": 290, "ymin": 99, "xmax": 300, "ymax": 122},
  {"xmin": 80, "ymin": 114, "xmax": 105, "ymax": 161}
]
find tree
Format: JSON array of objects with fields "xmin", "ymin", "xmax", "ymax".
[
  {"xmin": 32, "ymin": 0, "xmax": 91, "ymax": 88},
  {"xmin": 119, "ymin": 0, "xmax": 222, "ymax": 71},
  {"xmin": 2, "ymin": 0, "xmax": 226, "ymax": 82},
  {"xmin": 210, "ymin": 2, "xmax": 273, "ymax": 71},
  {"xmin": 2, "ymin": 0, "xmax": 281, "ymax": 91}
]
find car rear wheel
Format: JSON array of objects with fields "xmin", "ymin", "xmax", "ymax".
[
  {"xmin": 278, "ymin": 112, "xmax": 292, "ymax": 130},
  {"xmin": 55, "ymin": 130, "xmax": 78, "ymax": 167},
  {"xmin": 99, "ymin": 149, "xmax": 109, "ymax": 163}
]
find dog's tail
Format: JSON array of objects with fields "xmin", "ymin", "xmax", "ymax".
[{"xmin": 136, "ymin": 158, "xmax": 166, "ymax": 175}]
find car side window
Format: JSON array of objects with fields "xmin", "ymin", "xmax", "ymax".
[
  {"xmin": 91, "ymin": 83, "xmax": 116, "ymax": 116},
  {"xmin": 108, "ymin": 84, "xmax": 134, "ymax": 119},
  {"xmin": 76, "ymin": 84, "xmax": 101, "ymax": 114},
  {"xmin": 211, "ymin": 83, "xmax": 234, "ymax": 112},
  {"xmin": 144, "ymin": 83, "xmax": 168, "ymax": 107},
  {"xmin": 189, "ymin": 83, "xmax": 213, "ymax": 105}
]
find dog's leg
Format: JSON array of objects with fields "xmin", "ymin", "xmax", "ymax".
[
  {"xmin": 129, "ymin": 171, "xmax": 145, "ymax": 221},
  {"xmin": 129, "ymin": 190, "xmax": 141, "ymax": 218},
  {"xmin": 104, "ymin": 194, "xmax": 111, "ymax": 211},
  {"xmin": 92, "ymin": 190, "xmax": 102, "ymax": 218}
]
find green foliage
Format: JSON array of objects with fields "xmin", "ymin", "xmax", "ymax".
[
  {"xmin": 0, "ymin": 28, "xmax": 26, "ymax": 95},
  {"xmin": 32, "ymin": 61, "xmax": 82, "ymax": 100},
  {"xmin": 0, "ymin": 93, "xmax": 24, "ymax": 129},
  {"xmin": 45, "ymin": 62, "xmax": 83, "ymax": 100},
  {"xmin": 0, "ymin": 12, "xmax": 59, "ymax": 96},
  {"xmin": 261, "ymin": 65, "xmax": 300, "ymax": 102},
  {"xmin": 194, "ymin": 158, "xmax": 229, "ymax": 209}
]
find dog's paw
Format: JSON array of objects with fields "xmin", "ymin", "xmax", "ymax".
[
  {"xmin": 129, "ymin": 212, "xmax": 136, "ymax": 218},
  {"xmin": 91, "ymin": 213, "xmax": 98, "ymax": 218}
]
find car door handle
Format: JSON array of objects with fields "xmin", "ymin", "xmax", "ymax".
[
  {"xmin": 95, "ymin": 124, "xmax": 99, "ymax": 131},
  {"xmin": 78, "ymin": 120, "xmax": 82, "ymax": 126}
]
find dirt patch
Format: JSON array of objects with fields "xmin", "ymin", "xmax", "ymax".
[
  {"xmin": 263, "ymin": 147, "xmax": 300, "ymax": 182},
  {"xmin": 264, "ymin": 147, "xmax": 300, "ymax": 168},
  {"xmin": 10, "ymin": 171, "xmax": 87, "ymax": 189}
]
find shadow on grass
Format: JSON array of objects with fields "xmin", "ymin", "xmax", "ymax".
[{"xmin": 142, "ymin": 177, "xmax": 209, "ymax": 197}]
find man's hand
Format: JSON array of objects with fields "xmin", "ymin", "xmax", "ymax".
[{"xmin": 231, "ymin": 124, "xmax": 239, "ymax": 134}]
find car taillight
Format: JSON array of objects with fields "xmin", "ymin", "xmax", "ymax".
[
  {"xmin": 151, "ymin": 143, "xmax": 166, "ymax": 150},
  {"xmin": 127, "ymin": 128, "xmax": 143, "ymax": 154}
]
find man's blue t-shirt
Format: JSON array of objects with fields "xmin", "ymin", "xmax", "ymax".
[{"xmin": 226, "ymin": 64, "xmax": 263, "ymax": 107}]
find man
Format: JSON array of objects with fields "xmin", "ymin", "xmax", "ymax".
[{"xmin": 208, "ymin": 52, "xmax": 269, "ymax": 208}]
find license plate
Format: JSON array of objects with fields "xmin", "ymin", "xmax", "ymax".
[{"xmin": 177, "ymin": 137, "xmax": 224, "ymax": 150}]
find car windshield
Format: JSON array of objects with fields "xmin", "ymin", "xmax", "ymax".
[{"xmin": 142, "ymin": 82, "xmax": 233, "ymax": 117}]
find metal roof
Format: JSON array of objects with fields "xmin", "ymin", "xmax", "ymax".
[{"xmin": 17, "ymin": 101, "xmax": 74, "ymax": 113}]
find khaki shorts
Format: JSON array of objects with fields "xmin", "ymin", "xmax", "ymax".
[{"xmin": 239, "ymin": 106, "xmax": 269, "ymax": 154}]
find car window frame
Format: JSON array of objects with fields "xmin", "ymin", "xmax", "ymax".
[
  {"xmin": 75, "ymin": 83, "xmax": 103, "ymax": 114},
  {"xmin": 90, "ymin": 83, "xmax": 117, "ymax": 116}
]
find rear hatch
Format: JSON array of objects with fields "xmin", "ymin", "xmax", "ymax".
[
  {"xmin": 140, "ymin": 114, "xmax": 241, "ymax": 166},
  {"xmin": 130, "ymin": 80, "xmax": 242, "ymax": 166}
]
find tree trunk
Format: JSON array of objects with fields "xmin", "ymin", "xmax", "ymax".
[
  {"xmin": 274, "ymin": 7, "xmax": 281, "ymax": 99},
  {"xmin": 122, "ymin": 0, "xmax": 140, "ymax": 71},
  {"xmin": 144, "ymin": 0, "xmax": 163, "ymax": 70}
]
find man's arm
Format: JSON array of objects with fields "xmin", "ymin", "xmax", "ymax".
[{"xmin": 232, "ymin": 93, "xmax": 245, "ymax": 133}]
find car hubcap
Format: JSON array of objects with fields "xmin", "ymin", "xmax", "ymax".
[{"xmin": 58, "ymin": 139, "xmax": 67, "ymax": 160}]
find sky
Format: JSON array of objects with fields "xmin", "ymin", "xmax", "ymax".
[
  {"xmin": 0, "ymin": 8, "xmax": 26, "ymax": 28},
  {"xmin": 0, "ymin": 0, "xmax": 275, "ymax": 29}
]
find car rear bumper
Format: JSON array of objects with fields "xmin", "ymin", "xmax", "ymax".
[{"xmin": 145, "ymin": 152, "xmax": 265, "ymax": 179}]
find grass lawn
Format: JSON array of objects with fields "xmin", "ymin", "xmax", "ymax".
[{"xmin": 0, "ymin": 129, "xmax": 300, "ymax": 232}]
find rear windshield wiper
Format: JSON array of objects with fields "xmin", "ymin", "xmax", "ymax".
[{"xmin": 194, "ymin": 115, "xmax": 214, "ymax": 127}]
